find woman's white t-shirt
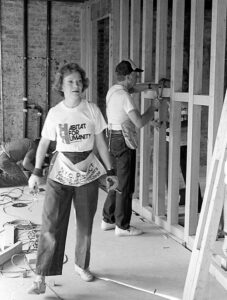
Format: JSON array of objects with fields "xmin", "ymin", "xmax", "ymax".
[{"xmin": 42, "ymin": 99, "xmax": 107, "ymax": 152}]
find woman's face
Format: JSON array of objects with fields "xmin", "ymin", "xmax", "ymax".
[{"xmin": 62, "ymin": 71, "xmax": 83, "ymax": 100}]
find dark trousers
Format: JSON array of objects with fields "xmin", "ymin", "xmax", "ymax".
[
  {"xmin": 179, "ymin": 145, "xmax": 203, "ymax": 212},
  {"xmin": 102, "ymin": 133, "xmax": 136, "ymax": 230},
  {"xmin": 0, "ymin": 151, "xmax": 28, "ymax": 187},
  {"xmin": 36, "ymin": 152, "xmax": 98, "ymax": 276}
]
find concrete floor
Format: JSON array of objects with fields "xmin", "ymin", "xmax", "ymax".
[{"xmin": 0, "ymin": 186, "xmax": 226, "ymax": 300}]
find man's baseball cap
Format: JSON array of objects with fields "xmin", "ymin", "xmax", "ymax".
[{"xmin": 115, "ymin": 59, "xmax": 144, "ymax": 75}]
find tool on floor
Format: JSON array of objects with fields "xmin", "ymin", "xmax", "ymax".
[{"xmin": 183, "ymin": 90, "xmax": 227, "ymax": 299}]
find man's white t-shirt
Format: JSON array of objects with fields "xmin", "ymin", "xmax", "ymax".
[
  {"xmin": 42, "ymin": 100, "xmax": 107, "ymax": 152},
  {"xmin": 106, "ymin": 84, "xmax": 136, "ymax": 130}
]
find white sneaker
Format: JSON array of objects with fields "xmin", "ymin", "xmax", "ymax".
[
  {"xmin": 101, "ymin": 220, "xmax": 115, "ymax": 231},
  {"xmin": 75, "ymin": 264, "xmax": 94, "ymax": 282},
  {"xmin": 115, "ymin": 226, "xmax": 143, "ymax": 236},
  {"xmin": 28, "ymin": 280, "xmax": 46, "ymax": 294}
]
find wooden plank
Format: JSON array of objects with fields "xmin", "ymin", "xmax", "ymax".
[
  {"xmin": 153, "ymin": 0, "xmax": 168, "ymax": 216},
  {"xmin": 210, "ymin": 260, "xmax": 227, "ymax": 290},
  {"xmin": 173, "ymin": 93, "xmax": 210, "ymax": 106},
  {"xmin": 91, "ymin": 19, "xmax": 97, "ymax": 104},
  {"xmin": 172, "ymin": 92, "xmax": 189, "ymax": 103},
  {"xmin": 130, "ymin": 0, "xmax": 141, "ymax": 65},
  {"xmin": 167, "ymin": 0, "xmax": 185, "ymax": 225},
  {"xmin": 130, "ymin": 0, "xmax": 141, "ymax": 198},
  {"xmin": 184, "ymin": 0, "xmax": 204, "ymax": 238},
  {"xmin": 119, "ymin": 0, "xmax": 129, "ymax": 60},
  {"xmin": 0, "ymin": 241, "xmax": 22, "ymax": 265},
  {"xmin": 183, "ymin": 91, "xmax": 227, "ymax": 300},
  {"xmin": 80, "ymin": 4, "xmax": 86, "ymax": 70},
  {"xmin": 144, "ymin": 88, "xmax": 170, "ymax": 99},
  {"xmin": 109, "ymin": 0, "xmax": 120, "ymax": 87},
  {"xmin": 207, "ymin": 0, "xmax": 227, "ymax": 173},
  {"xmin": 139, "ymin": 0, "xmax": 154, "ymax": 207},
  {"xmin": 85, "ymin": 3, "xmax": 92, "ymax": 99},
  {"xmin": 2, "ymin": 224, "xmax": 15, "ymax": 249}
]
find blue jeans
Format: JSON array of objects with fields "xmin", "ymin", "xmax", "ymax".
[
  {"xmin": 36, "ymin": 152, "xmax": 98, "ymax": 276},
  {"xmin": 102, "ymin": 133, "xmax": 136, "ymax": 229}
]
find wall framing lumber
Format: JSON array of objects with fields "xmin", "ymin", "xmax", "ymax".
[
  {"xmin": 183, "ymin": 91, "xmax": 227, "ymax": 300},
  {"xmin": 81, "ymin": 3, "xmax": 92, "ymax": 100},
  {"xmin": 119, "ymin": 0, "xmax": 129, "ymax": 60},
  {"xmin": 0, "ymin": 241, "xmax": 22, "ymax": 265},
  {"xmin": 152, "ymin": 0, "xmax": 168, "ymax": 216},
  {"xmin": 167, "ymin": 0, "xmax": 185, "ymax": 226},
  {"xmin": 139, "ymin": 0, "xmax": 154, "ymax": 207},
  {"xmin": 130, "ymin": 0, "xmax": 141, "ymax": 198},
  {"xmin": 207, "ymin": 0, "xmax": 227, "ymax": 173},
  {"xmin": 109, "ymin": 0, "xmax": 120, "ymax": 87},
  {"xmin": 184, "ymin": 0, "xmax": 204, "ymax": 238}
]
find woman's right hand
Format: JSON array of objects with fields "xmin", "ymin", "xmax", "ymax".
[{"xmin": 28, "ymin": 174, "xmax": 41, "ymax": 194}]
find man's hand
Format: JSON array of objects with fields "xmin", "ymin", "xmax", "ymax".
[
  {"xmin": 106, "ymin": 175, "xmax": 119, "ymax": 192},
  {"xmin": 151, "ymin": 118, "xmax": 163, "ymax": 129},
  {"xmin": 152, "ymin": 98, "xmax": 161, "ymax": 110}
]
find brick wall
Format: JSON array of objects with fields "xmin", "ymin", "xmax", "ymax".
[{"xmin": 0, "ymin": 0, "xmax": 82, "ymax": 141}]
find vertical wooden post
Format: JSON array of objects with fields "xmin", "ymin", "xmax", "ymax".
[
  {"xmin": 109, "ymin": 0, "xmax": 120, "ymax": 87},
  {"xmin": 130, "ymin": 0, "xmax": 141, "ymax": 198},
  {"xmin": 83, "ymin": 3, "xmax": 92, "ymax": 100},
  {"xmin": 119, "ymin": 0, "xmax": 129, "ymax": 61},
  {"xmin": 207, "ymin": 0, "xmax": 227, "ymax": 173},
  {"xmin": 153, "ymin": 0, "xmax": 168, "ymax": 217},
  {"xmin": 167, "ymin": 0, "xmax": 185, "ymax": 225},
  {"xmin": 139, "ymin": 0, "xmax": 153, "ymax": 207},
  {"xmin": 183, "ymin": 90, "xmax": 227, "ymax": 300},
  {"xmin": 184, "ymin": 0, "xmax": 204, "ymax": 238}
]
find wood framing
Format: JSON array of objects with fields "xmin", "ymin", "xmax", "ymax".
[
  {"xmin": 183, "ymin": 90, "xmax": 227, "ymax": 299},
  {"xmin": 168, "ymin": 0, "xmax": 184, "ymax": 226},
  {"xmin": 139, "ymin": 0, "xmax": 154, "ymax": 207},
  {"xmin": 81, "ymin": 0, "xmax": 227, "ymax": 253},
  {"xmin": 119, "ymin": 0, "xmax": 129, "ymax": 60},
  {"xmin": 184, "ymin": 0, "xmax": 204, "ymax": 238},
  {"xmin": 152, "ymin": 0, "xmax": 168, "ymax": 216},
  {"xmin": 207, "ymin": 0, "xmax": 227, "ymax": 172}
]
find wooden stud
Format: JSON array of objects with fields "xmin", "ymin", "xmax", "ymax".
[
  {"xmin": 130, "ymin": 0, "xmax": 141, "ymax": 199},
  {"xmin": 207, "ymin": 0, "xmax": 227, "ymax": 173},
  {"xmin": 152, "ymin": 0, "xmax": 168, "ymax": 216},
  {"xmin": 184, "ymin": 0, "xmax": 204, "ymax": 238},
  {"xmin": 167, "ymin": 0, "xmax": 185, "ymax": 225},
  {"xmin": 109, "ymin": 0, "xmax": 120, "ymax": 87},
  {"xmin": 139, "ymin": 0, "xmax": 154, "ymax": 207},
  {"xmin": 119, "ymin": 0, "xmax": 129, "ymax": 60},
  {"xmin": 0, "ymin": 241, "xmax": 22, "ymax": 265},
  {"xmin": 183, "ymin": 91, "xmax": 227, "ymax": 300}
]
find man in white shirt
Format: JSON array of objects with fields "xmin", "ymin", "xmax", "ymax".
[{"xmin": 101, "ymin": 59, "xmax": 160, "ymax": 236}]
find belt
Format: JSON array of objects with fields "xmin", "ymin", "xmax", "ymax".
[{"xmin": 109, "ymin": 130, "xmax": 122, "ymax": 134}]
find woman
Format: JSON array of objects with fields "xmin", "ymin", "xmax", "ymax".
[{"xmin": 28, "ymin": 63, "xmax": 118, "ymax": 294}]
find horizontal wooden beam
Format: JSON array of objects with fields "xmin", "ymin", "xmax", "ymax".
[{"xmin": 144, "ymin": 88, "xmax": 170, "ymax": 99}]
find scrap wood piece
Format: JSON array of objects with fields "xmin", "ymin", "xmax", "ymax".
[
  {"xmin": 0, "ymin": 241, "xmax": 22, "ymax": 266},
  {"xmin": 210, "ymin": 255, "xmax": 227, "ymax": 290}
]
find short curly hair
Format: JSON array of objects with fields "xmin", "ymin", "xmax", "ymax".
[{"xmin": 53, "ymin": 62, "xmax": 89, "ymax": 97}]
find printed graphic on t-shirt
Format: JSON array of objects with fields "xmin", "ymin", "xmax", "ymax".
[{"xmin": 59, "ymin": 123, "xmax": 91, "ymax": 144}]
